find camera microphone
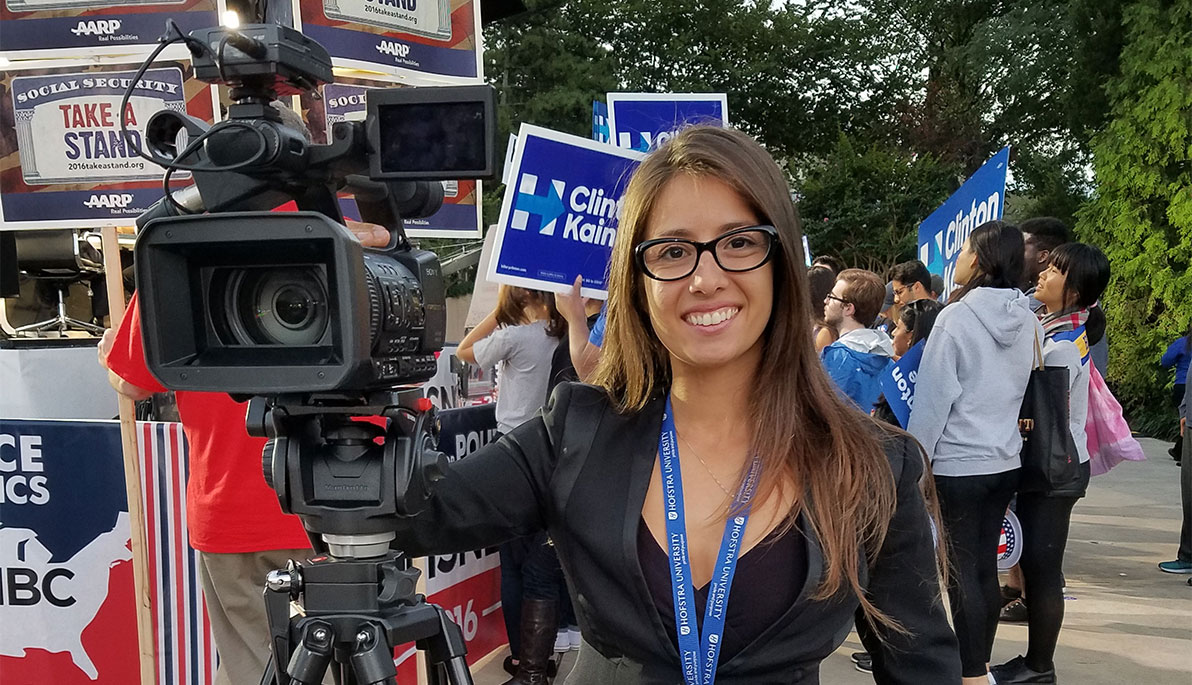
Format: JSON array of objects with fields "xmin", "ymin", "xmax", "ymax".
[
  {"xmin": 135, "ymin": 185, "xmax": 205, "ymax": 232},
  {"xmin": 224, "ymin": 31, "xmax": 266, "ymax": 59}
]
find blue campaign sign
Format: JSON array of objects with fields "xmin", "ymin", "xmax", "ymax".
[
  {"xmin": 607, "ymin": 92, "xmax": 728, "ymax": 152},
  {"xmin": 879, "ymin": 339, "xmax": 925, "ymax": 428},
  {"xmin": 592, "ymin": 100, "xmax": 610, "ymax": 143},
  {"xmin": 917, "ymin": 146, "xmax": 1010, "ymax": 297},
  {"xmin": 489, "ymin": 124, "xmax": 644, "ymax": 298}
]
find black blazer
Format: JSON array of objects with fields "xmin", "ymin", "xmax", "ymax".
[{"xmin": 392, "ymin": 383, "xmax": 961, "ymax": 684}]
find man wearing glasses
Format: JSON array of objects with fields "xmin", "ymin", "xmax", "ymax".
[
  {"xmin": 820, "ymin": 269, "xmax": 895, "ymax": 411},
  {"xmin": 890, "ymin": 260, "xmax": 936, "ymax": 308}
]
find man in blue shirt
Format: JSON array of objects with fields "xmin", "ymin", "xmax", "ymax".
[{"xmin": 820, "ymin": 269, "xmax": 894, "ymax": 411}]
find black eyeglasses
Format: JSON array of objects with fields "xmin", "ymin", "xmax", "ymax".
[
  {"xmin": 824, "ymin": 293, "xmax": 849, "ymax": 305},
  {"xmin": 634, "ymin": 225, "xmax": 780, "ymax": 282}
]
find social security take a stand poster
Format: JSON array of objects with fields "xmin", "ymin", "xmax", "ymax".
[
  {"xmin": 607, "ymin": 92, "xmax": 728, "ymax": 151},
  {"xmin": 917, "ymin": 146, "xmax": 1010, "ymax": 297},
  {"xmin": 489, "ymin": 124, "xmax": 644, "ymax": 298}
]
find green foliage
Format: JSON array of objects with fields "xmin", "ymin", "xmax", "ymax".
[
  {"xmin": 471, "ymin": 0, "xmax": 1183, "ymax": 443},
  {"xmin": 1075, "ymin": 0, "xmax": 1192, "ymax": 438},
  {"xmin": 797, "ymin": 135, "xmax": 960, "ymax": 274}
]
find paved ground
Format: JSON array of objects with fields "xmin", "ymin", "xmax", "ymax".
[{"xmin": 471, "ymin": 437, "xmax": 1192, "ymax": 684}]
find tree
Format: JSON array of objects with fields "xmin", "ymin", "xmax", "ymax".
[
  {"xmin": 1075, "ymin": 0, "xmax": 1192, "ymax": 437},
  {"xmin": 797, "ymin": 135, "xmax": 959, "ymax": 273}
]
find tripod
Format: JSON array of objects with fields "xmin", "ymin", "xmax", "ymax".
[{"xmin": 249, "ymin": 391, "xmax": 475, "ymax": 685}]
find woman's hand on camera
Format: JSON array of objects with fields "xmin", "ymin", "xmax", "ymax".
[{"xmin": 344, "ymin": 220, "xmax": 390, "ymax": 248}]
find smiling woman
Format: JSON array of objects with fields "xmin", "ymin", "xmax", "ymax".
[{"xmin": 388, "ymin": 126, "xmax": 961, "ymax": 684}]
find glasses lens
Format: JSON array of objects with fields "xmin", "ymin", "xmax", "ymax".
[
  {"xmin": 715, "ymin": 229, "xmax": 772, "ymax": 271},
  {"xmin": 642, "ymin": 241, "xmax": 697, "ymax": 279}
]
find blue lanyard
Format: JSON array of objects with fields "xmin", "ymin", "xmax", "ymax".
[{"xmin": 659, "ymin": 395, "xmax": 762, "ymax": 685}]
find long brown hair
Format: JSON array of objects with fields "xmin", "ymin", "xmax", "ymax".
[
  {"xmin": 592, "ymin": 126, "xmax": 922, "ymax": 631},
  {"xmin": 494, "ymin": 285, "xmax": 565, "ymax": 337}
]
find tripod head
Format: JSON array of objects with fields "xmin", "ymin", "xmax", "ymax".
[
  {"xmin": 248, "ymin": 393, "xmax": 474, "ymax": 685},
  {"xmin": 247, "ymin": 390, "xmax": 448, "ymax": 558}
]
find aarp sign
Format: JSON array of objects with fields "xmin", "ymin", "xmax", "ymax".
[
  {"xmin": 607, "ymin": 92, "xmax": 728, "ymax": 152},
  {"xmin": 917, "ymin": 146, "xmax": 1010, "ymax": 298},
  {"xmin": 489, "ymin": 124, "xmax": 644, "ymax": 298}
]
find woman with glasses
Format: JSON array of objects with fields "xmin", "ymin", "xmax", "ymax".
[
  {"xmin": 390, "ymin": 126, "xmax": 959, "ymax": 683},
  {"xmin": 908, "ymin": 221, "xmax": 1043, "ymax": 685}
]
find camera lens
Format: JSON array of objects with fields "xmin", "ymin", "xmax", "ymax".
[
  {"xmin": 274, "ymin": 285, "xmax": 315, "ymax": 329},
  {"xmin": 220, "ymin": 267, "xmax": 330, "ymax": 346}
]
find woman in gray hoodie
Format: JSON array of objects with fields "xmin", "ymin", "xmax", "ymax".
[{"xmin": 908, "ymin": 221, "xmax": 1043, "ymax": 685}]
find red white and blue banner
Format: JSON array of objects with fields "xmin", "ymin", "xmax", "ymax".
[
  {"xmin": 0, "ymin": 0, "xmax": 217, "ymax": 60},
  {"xmin": 295, "ymin": 0, "xmax": 483, "ymax": 83},
  {"xmin": 0, "ymin": 418, "xmax": 216, "ymax": 685},
  {"xmin": 0, "ymin": 59, "xmax": 218, "ymax": 230},
  {"xmin": 139, "ymin": 421, "xmax": 219, "ymax": 685},
  {"xmin": 1, "ymin": 362, "xmax": 503, "ymax": 683}
]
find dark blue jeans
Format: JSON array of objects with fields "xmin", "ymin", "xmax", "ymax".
[{"xmin": 500, "ymin": 532, "xmax": 574, "ymax": 657}]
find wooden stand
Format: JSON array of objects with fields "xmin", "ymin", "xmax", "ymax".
[{"xmin": 100, "ymin": 225, "xmax": 157, "ymax": 685}]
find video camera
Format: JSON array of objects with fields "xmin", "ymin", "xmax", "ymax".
[
  {"xmin": 133, "ymin": 23, "xmax": 496, "ymax": 395},
  {"xmin": 126, "ymin": 23, "xmax": 497, "ymax": 685}
]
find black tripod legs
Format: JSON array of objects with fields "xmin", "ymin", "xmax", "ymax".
[
  {"xmin": 421, "ymin": 606, "xmax": 472, "ymax": 685},
  {"xmin": 289, "ymin": 620, "xmax": 337, "ymax": 684}
]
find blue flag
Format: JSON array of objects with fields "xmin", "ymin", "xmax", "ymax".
[
  {"xmin": 917, "ymin": 146, "xmax": 1009, "ymax": 297},
  {"xmin": 880, "ymin": 340, "xmax": 926, "ymax": 428}
]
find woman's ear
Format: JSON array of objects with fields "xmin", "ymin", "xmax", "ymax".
[{"xmin": 965, "ymin": 249, "xmax": 980, "ymax": 277}]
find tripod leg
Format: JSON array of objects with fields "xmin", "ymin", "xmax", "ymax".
[
  {"xmin": 420, "ymin": 606, "xmax": 473, "ymax": 685},
  {"xmin": 347, "ymin": 623, "xmax": 398, "ymax": 685},
  {"xmin": 288, "ymin": 620, "xmax": 335, "ymax": 685}
]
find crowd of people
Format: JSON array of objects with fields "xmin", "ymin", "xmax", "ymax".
[{"xmin": 94, "ymin": 124, "xmax": 1188, "ymax": 685}]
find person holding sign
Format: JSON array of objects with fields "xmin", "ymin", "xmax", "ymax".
[
  {"xmin": 990, "ymin": 243, "xmax": 1109, "ymax": 685},
  {"xmin": 908, "ymin": 221, "xmax": 1043, "ymax": 685},
  {"xmin": 388, "ymin": 126, "xmax": 960, "ymax": 683},
  {"xmin": 872, "ymin": 299, "xmax": 944, "ymax": 429},
  {"xmin": 456, "ymin": 285, "xmax": 565, "ymax": 684}
]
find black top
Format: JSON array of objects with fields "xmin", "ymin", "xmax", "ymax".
[
  {"xmin": 390, "ymin": 383, "xmax": 961, "ymax": 684},
  {"xmin": 637, "ymin": 516, "xmax": 808, "ymax": 666},
  {"xmin": 545, "ymin": 312, "xmax": 602, "ymax": 400}
]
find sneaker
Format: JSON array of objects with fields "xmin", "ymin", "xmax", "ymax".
[
  {"xmin": 554, "ymin": 629, "xmax": 569, "ymax": 652},
  {"xmin": 1158, "ymin": 559, "xmax": 1192, "ymax": 574},
  {"xmin": 853, "ymin": 652, "xmax": 873, "ymax": 673},
  {"xmin": 567, "ymin": 627, "xmax": 581, "ymax": 651},
  {"xmin": 999, "ymin": 598, "xmax": 1029, "ymax": 622},
  {"xmin": 849, "ymin": 651, "xmax": 868, "ymax": 664},
  {"xmin": 990, "ymin": 655, "xmax": 1056, "ymax": 683}
]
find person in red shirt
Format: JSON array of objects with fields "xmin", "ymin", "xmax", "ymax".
[{"xmin": 99, "ymin": 221, "xmax": 389, "ymax": 685}]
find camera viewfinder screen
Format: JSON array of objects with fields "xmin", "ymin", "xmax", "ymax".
[{"xmin": 377, "ymin": 101, "xmax": 487, "ymax": 176}]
